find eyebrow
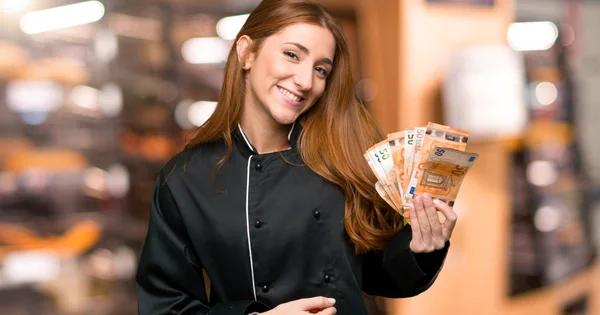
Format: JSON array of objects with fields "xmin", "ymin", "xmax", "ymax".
[{"xmin": 284, "ymin": 42, "xmax": 333, "ymax": 66}]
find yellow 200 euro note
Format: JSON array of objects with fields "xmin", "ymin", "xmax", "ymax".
[{"xmin": 411, "ymin": 147, "xmax": 478, "ymax": 207}]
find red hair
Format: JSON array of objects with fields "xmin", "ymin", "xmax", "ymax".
[{"xmin": 185, "ymin": 0, "xmax": 404, "ymax": 254}]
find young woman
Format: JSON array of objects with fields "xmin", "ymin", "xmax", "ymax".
[{"xmin": 135, "ymin": 0, "xmax": 457, "ymax": 314}]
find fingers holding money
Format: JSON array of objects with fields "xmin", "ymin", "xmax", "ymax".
[
  {"xmin": 409, "ymin": 203, "xmax": 423, "ymax": 253},
  {"xmin": 410, "ymin": 196, "xmax": 434, "ymax": 253},
  {"xmin": 422, "ymin": 193, "xmax": 445, "ymax": 250},
  {"xmin": 410, "ymin": 194, "xmax": 450, "ymax": 253},
  {"xmin": 433, "ymin": 198, "xmax": 457, "ymax": 240}
]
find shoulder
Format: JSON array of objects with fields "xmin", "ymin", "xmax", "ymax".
[{"xmin": 159, "ymin": 140, "xmax": 227, "ymax": 185}]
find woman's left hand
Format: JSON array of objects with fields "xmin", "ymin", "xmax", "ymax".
[{"xmin": 409, "ymin": 193, "xmax": 457, "ymax": 254}]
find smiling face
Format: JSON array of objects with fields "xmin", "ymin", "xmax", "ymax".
[{"xmin": 239, "ymin": 22, "xmax": 336, "ymax": 127}]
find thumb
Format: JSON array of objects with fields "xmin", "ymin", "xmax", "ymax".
[{"xmin": 290, "ymin": 297, "xmax": 336, "ymax": 310}]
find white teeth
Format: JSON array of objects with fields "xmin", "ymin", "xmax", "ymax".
[{"xmin": 278, "ymin": 87, "xmax": 302, "ymax": 102}]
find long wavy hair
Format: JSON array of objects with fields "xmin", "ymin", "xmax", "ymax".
[{"xmin": 185, "ymin": 0, "xmax": 404, "ymax": 254}]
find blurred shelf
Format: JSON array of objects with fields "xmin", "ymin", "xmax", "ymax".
[{"xmin": 504, "ymin": 261, "xmax": 600, "ymax": 315}]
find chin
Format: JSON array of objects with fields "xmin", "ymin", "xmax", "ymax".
[
  {"xmin": 272, "ymin": 115, "xmax": 297, "ymax": 126},
  {"xmin": 270, "ymin": 108, "xmax": 300, "ymax": 126},
  {"xmin": 270, "ymin": 104, "xmax": 302, "ymax": 125}
]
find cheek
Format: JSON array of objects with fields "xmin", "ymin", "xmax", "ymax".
[
  {"xmin": 270, "ymin": 60, "xmax": 293, "ymax": 79},
  {"xmin": 311, "ymin": 81, "xmax": 327, "ymax": 100},
  {"xmin": 253, "ymin": 60, "xmax": 286, "ymax": 92}
]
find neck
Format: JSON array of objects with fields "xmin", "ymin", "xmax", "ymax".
[{"xmin": 240, "ymin": 114, "xmax": 292, "ymax": 154}]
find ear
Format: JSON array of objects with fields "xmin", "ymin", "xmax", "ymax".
[{"xmin": 236, "ymin": 35, "xmax": 255, "ymax": 70}]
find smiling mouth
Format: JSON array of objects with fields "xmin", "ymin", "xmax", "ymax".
[{"xmin": 277, "ymin": 86, "xmax": 305, "ymax": 103}]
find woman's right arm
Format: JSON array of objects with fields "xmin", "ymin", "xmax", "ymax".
[{"xmin": 135, "ymin": 172, "xmax": 269, "ymax": 315}]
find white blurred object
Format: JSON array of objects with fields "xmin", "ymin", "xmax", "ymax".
[
  {"xmin": 86, "ymin": 247, "xmax": 137, "ymax": 280},
  {"xmin": 534, "ymin": 82, "xmax": 558, "ymax": 107},
  {"xmin": 2, "ymin": 0, "xmax": 30, "ymax": 14},
  {"xmin": 175, "ymin": 99, "xmax": 195, "ymax": 129},
  {"xmin": 98, "ymin": 83, "xmax": 123, "ymax": 116},
  {"xmin": 94, "ymin": 29, "xmax": 119, "ymax": 62},
  {"xmin": 188, "ymin": 101, "xmax": 218, "ymax": 127},
  {"xmin": 507, "ymin": 21, "xmax": 559, "ymax": 52},
  {"xmin": 70, "ymin": 85, "xmax": 99, "ymax": 110},
  {"xmin": 3, "ymin": 251, "xmax": 61, "ymax": 284},
  {"xmin": 20, "ymin": 0, "xmax": 105, "ymax": 35},
  {"xmin": 84, "ymin": 167, "xmax": 108, "ymax": 192},
  {"xmin": 526, "ymin": 160, "xmax": 558, "ymax": 187},
  {"xmin": 106, "ymin": 164, "xmax": 129, "ymax": 198},
  {"xmin": 216, "ymin": 14, "xmax": 249, "ymax": 40},
  {"xmin": 87, "ymin": 248, "xmax": 115, "ymax": 280},
  {"xmin": 182, "ymin": 37, "xmax": 230, "ymax": 64},
  {"xmin": 6, "ymin": 80, "xmax": 64, "ymax": 113},
  {"xmin": 443, "ymin": 44, "xmax": 527, "ymax": 140},
  {"xmin": 534, "ymin": 205, "xmax": 562, "ymax": 232},
  {"xmin": 114, "ymin": 246, "xmax": 137, "ymax": 279}
]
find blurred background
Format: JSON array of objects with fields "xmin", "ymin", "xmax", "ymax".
[{"xmin": 0, "ymin": 0, "xmax": 599, "ymax": 314}]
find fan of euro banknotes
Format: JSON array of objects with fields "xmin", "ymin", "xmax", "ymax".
[{"xmin": 364, "ymin": 122, "xmax": 479, "ymax": 224}]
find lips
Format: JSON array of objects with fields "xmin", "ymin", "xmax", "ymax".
[{"xmin": 277, "ymin": 86, "xmax": 305, "ymax": 103}]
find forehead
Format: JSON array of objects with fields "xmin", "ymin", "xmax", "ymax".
[{"xmin": 266, "ymin": 23, "xmax": 336, "ymax": 59}]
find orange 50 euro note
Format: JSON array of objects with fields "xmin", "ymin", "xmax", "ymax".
[
  {"xmin": 403, "ymin": 122, "xmax": 470, "ymax": 206},
  {"xmin": 363, "ymin": 122, "xmax": 477, "ymax": 225},
  {"xmin": 410, "ymin": 146, "xmax": 478, "ymax": 208},
  {"xmin": 365, "ymin": 140, "xmax": 403, "ymax": 210}
]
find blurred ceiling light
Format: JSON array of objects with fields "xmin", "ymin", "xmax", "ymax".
[
  {"xmin": 70, "ymin": 85, "xmax": 99, "ymax": 110},
  {"xmin": 182, "ymin": 37, "xmax": 229, "ymax": 64},
  {"xmin": 19, "ymin": 1, "xmax": 105, "ymax": 35},
  {"xmin": 7, "ymin": 80, "xmax": 63, "ymax": 113},
  {"xmin": 535, "ymin": 82, "xmax": 558, "ymax": 106},
  {"xmin": 3, "ymin": 250, "xmax": 61, "ymax": 284},
  {"xmin": 526, "ymin": 160, "xmax": 558, "ymax": 187},
  {"xmin": 2, "ymin": 0, "xmax": 30, "ymax": 14},
  {"xmin": 98, "ymin": 83, "xmax": 123, "ymax": 117},
  {"xmin": 108, "ymin": 13, "xmax": 162, "ymax": 41},
  {"xmin": 216, "ymin": 14, "xmax": 249, "ymax": 40},
  {"xmin": 507, "ymin": 21, "xmax": 558, "ymax": 52},
  {"xmin": 188, "ymin": 101, "xmax": 218, "ymax": 127},
  {"xmin": 534, "ymin": 206, "xmax": 562, "ymax": 232}
]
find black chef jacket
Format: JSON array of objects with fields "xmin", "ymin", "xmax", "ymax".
[{"xmin": 136, "ymin": 123, "xmax": 449, "ymax": 315}]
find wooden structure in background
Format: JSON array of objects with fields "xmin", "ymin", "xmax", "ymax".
[{"xmin": 318, "ymin": 0, "xmax": 600, "ymax": 314}]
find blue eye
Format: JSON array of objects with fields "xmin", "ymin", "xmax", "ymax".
[{"xmin": 284, "ymin": 51, "xmax": 299, "ymax": 60}]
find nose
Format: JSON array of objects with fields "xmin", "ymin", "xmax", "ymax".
[{"xmin": 293, "ymin": 64, "xmax": 313, "ymax": 91}]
